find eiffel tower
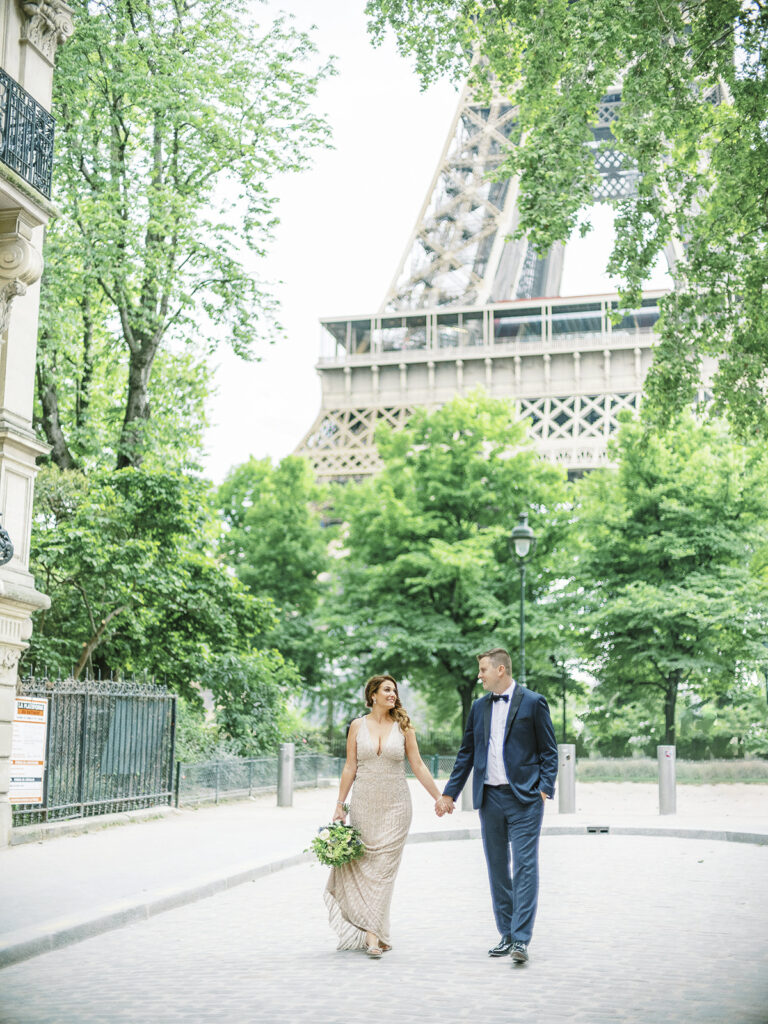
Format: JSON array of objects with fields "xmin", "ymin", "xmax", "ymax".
[{"xmin": 295, "ymin": 84, "xmax": 680, "ymax": 480}]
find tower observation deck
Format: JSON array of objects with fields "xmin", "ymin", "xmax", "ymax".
[{"xmin": 295, "ymin": 84, "xmax": 679, "ymax": 480}]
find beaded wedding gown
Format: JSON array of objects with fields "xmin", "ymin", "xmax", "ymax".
[{"xmin": 325, "ymin": 716, "xmax": 413, "ymax": 949}]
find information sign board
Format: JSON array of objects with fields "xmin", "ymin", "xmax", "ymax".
[{"xmin": 10, "ymin": 698, "xmax": 49, "ymax": 804}]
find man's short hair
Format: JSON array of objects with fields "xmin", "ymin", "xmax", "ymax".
[{"xmin": 477, "ymin": 648, "xmax": 512, "ymax": 675}]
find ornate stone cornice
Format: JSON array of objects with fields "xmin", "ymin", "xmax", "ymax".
[
  {"xmin": 0, "ymin": 210, "xmax": 43, "ymax": 340},
  {"xmin": 0, "ymin": 646, "xmax": 22, "ymax": 672},
  {"xmin": 18, "ymin": 0, "xmax": 74, "ymax": 64}
]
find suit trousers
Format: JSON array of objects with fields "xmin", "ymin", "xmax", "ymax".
[{"xmin": 479, "ymin": 784, "xmax": 545, "ymax": 944}]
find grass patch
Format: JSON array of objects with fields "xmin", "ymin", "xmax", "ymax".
[{"xmin": 576, "ymin": 758, "xmax": 768, "ymax": 783}]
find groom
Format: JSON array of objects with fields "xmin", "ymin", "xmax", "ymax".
[{"xmin": 437, "ymin": 648, "xmax": 558, "ymax": 963}]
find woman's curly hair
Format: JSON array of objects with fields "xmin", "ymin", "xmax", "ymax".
[{"xmin": 364, "ymin": 674, "xmax": 412, "ymax": 733}]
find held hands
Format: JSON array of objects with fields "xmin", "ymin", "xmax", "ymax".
[{"xmin": 435, "ymin": 795, "xmax": 455, "ymax": 817}]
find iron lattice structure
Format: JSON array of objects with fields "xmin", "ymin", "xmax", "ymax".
[
  {"xmin": 381, "ymin": 86, "xmax": 635, "ymax": 312},
  {"xmin": 295, "ymin": 86, "xmax": 686, "ymax": 481}
]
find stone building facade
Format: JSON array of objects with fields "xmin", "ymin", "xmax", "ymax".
[{"xmin": 0, "ymin": 0, "xmax": 72, "ymax": 846}]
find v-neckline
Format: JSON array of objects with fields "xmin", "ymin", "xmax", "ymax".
[{"xmin": 365, "ymin": 715, "xmax": 395, "ymax": 756}]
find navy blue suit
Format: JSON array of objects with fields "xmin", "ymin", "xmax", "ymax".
[{"xmin": 444, "ymin": 685, "xmax": 558, "ymax": 944}]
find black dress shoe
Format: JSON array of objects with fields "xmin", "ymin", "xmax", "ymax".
[
  {"xmin": 510, "ymin": 941, "xmax": 529, "ymax": 963},
  {"xmin": 488, "ymin": 935, "xmax": 513, "ymax": 957}
]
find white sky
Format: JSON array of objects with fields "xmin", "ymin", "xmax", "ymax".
[{"xmin": 201, "ymin": 0, "xmax": 671, "ymax": 484}]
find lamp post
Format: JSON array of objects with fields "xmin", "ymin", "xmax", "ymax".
[{"xmin": 510, "ymin": 512, "xmax": 537, "ymax": 686}]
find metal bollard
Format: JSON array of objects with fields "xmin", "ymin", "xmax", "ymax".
[
  {"xmin": 461, "ymin": 769, "xmax": 474, "ymax": 811},
  {"xmin": 558, "ymin": 743, "xmax": 576, "ymax": 814},
  {"xmin": 277, "ymin": 742, "xmax": 295, "ymax": 807},
  {"xmin": 657, "ymin": 745, "xmax": 676, "ymax": 815}
]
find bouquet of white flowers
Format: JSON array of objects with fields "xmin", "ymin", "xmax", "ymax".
[{"xmin": 306, "ymin": 815, "xmax": 365, "ymax": 867}]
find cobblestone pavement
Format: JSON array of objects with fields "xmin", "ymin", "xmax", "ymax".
[{"xmin": 1, "ymin": 834, "xmax": 766, "ymax": 1024}]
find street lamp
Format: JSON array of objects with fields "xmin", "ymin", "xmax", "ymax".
[{"xmin": 510, "ymin": 512, "xmax": 537, "ymax": 686}]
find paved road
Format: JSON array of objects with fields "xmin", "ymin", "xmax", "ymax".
[
  {"xmin": 1, "ymin": 833, "xmax": 766, "ymax": 1024},
  {"xmin": 4, "ymin": 781, "xmax": 766, "ymax": 957}
]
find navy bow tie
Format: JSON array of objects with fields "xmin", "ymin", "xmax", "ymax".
[{"xmin": 491, "ymin": 693, "xmax": 510, "ymax": 703}]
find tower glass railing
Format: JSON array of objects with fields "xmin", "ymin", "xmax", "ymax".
[
  {"xmin": 610, "ymin": 297, "xmax": 662, "ymax": 338},
  {"xmin": 550, "ymin": 302, "xmax": 603, "ymax": 343},
  {"xmin": 493, "ymin": 308, "xmax": 543, "ymax": 343},
  {"xmin": 378, "ymin": 315, "xmax": 428, "ymax": 352},
  {"xmin": 319, "ymin": 292, "xmax": 665, "ymax": 362},
  {"xmin": 437, "ymin": 311, "xmax": 483, "ymax": 348}
]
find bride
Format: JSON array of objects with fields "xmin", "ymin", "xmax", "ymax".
[{"xmin": 325, "ymin": 674, "xmax": 443, "ymax": 957}]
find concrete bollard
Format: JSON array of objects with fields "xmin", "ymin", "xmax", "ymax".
[
  {"xmin": 277, "ymin": 742, "xmax": 295, "ymax": 807},
  {"xmin": 461, "ymin": 769, "xmax": 474, "ymax": 811},
  {"xmin": 558, "ymin": 743, "xmax": 576, "ymax": 814},
  {"xmin": 657, "ymin": 744, "xmax": 676, "ymax": 815}
]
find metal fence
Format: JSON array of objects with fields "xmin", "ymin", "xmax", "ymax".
[
  {"xmin": 175, "ymin": 752, "xmax": 459, "ymax": 807},
  {"xmin": 0, "ymin": 68, "xmax": 55, "ymax": 198},
  {"xmin": 175, "ymin": 754, "xmax": 346, "ymax": 807},
  {"xmin": 12, "ymin": 677, "xmax": 177, "ymax": 827}
]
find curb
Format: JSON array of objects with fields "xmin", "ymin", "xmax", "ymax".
[
  {"xmin": 406, "ymin": 825, "xmax": 768, "ymax": 846},
  {"xmin": 563, "ymin": 825, "xmax": 768, "ymax": 845},
  {"xmin": 10, "ymin": 806, "xmax": 177, "ymax": 846},
  {"xmin": 1, "ymin": 824, "xmax": 765, "ymax": 970},
  {"xmin": 0, "ymin": 851, "xmax": 311, "ymax": 970}
]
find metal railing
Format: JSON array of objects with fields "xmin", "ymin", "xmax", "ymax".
[
  {"xmin": 175, "ymin": 753, "xmax": 459, "ymax": 807},
  {"xmin": 0, "ymin": 69, "xmax": 55, "ymax": 198},
  {"xmin": 12, "ymin": 677, "xmax": 177, "ymax": 827},
  {"xmin": 175, "ymin": 754, "xmax": 346, "ymax": 807}
]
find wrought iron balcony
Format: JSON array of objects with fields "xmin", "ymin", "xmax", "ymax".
[{"xmin": 0, "ymin": 69, "xmax": 55, "ymax": 200}]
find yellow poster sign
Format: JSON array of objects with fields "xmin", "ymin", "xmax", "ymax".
[{"xmin": 10, "ymin": 698, "xmax": 49, "ymax": 804}]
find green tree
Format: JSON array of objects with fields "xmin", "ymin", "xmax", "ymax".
[
  {"xmin": 677, "ymin": 680, "xmax": 768, "ymax": 760},
  {"xmin": 579, "ymin": 678, "xmax": 768, "ymax": 760},
  {"xmin": 332, "ymin": 391, "xmax": 570, "ymax": 725},
  {"xmin": 27, "ymin": 466, "xmax": 274, "ymax": 696},
  {"xmin": 218, "ymin": 456, "xmax": 328, "ymax": 613},
  {"xmin": 572, "ymin": 414, "xmax": 768, "ymax": 745},
  {"xmin": 217, "ymin": 455, "xmax": 332, "ymax": 698},
  {"xmin": 201, "ymin": 650, "xmax": 300, "ymax": 757},
  {"xmin": 38, "ymin": 0, "xmax": 332, "ymax": 469},
  {"xmin": 578, "ymin": 693, "xmax": 663, "ymax": 759},
  {"xmin": 534, "ymin": 652, "xmax": 588, "ymax": 747},
  {"xmin": 174, "ymin": 697, "xmax": 233, "ymax": 764},
  {"xmin": 365, "ymin": 1, "xmax": 768, "ymax": 437}
]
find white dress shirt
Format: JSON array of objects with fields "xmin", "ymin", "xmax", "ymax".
[{"xmin": 485, "ymin": 681, "xmax": 515, "ymax": 785}]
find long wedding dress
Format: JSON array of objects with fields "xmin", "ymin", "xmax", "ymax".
[{"xmin": 325, "ymin": 717, "xmax": 413, "ymax": 949}]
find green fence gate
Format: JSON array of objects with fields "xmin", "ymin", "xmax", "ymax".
[{"xmin": 12, "ymin": 677, "xmax": 177, "ymax": 828}]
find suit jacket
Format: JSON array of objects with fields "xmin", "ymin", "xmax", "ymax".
[{"xmin": 444, "ymin": 685, "xmax": 559, "ymax": 809}]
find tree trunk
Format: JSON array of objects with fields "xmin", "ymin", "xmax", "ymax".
[
  {"xmin": 458, "ymin": 678, "xmax": 478, "ymax": 729},
  {"xmin": 116, "ymin": 347, "xmax": 156, "ymax": 469},
  {"xmin": 73, "ymin": 604, "xmax": 128, "ymax": 680},
  {"xmin": 663, "ymin": 676, "xmax": 678, "ymax": 745},
  {"xmin": 75, "ymin": 297, "xmax": 94, "ymax": 430},
  {"xmin": 325, "ymin": 695, "xmax": 334, "ymax": 741},
  {"xmin": 36, "ymin": 366, "xmax": 77, "ymax": 470}
]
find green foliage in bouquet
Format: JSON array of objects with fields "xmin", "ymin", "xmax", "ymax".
[{"xmin": 307, "ymin": 817, "xmax": 365, "ymax": 867}]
